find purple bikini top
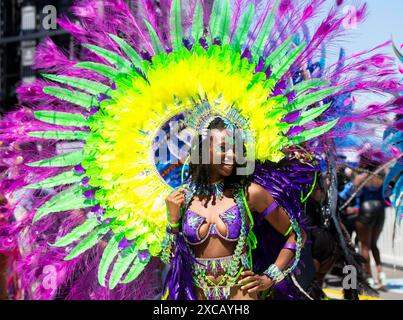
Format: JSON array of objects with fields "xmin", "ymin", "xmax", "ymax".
[{"xmin": 182, "ymin": 204, "xmax": 248, "ymax": 245}]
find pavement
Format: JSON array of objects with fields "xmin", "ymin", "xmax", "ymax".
[{"xmin": 323, "ymin": 265, "xmax": 403, "ymax": 300}]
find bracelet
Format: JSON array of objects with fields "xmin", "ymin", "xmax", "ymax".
[
  {"xmin": 263, "ymin": 264, "xmax": 285, "ymax": 283},
  {"xmin": 167, "ymin": 221, "xmax": 181, "ymax": 229},
  {"xmin": 258, "ymin": 201, "xmax": 278, "ymax": 223},
  {"xmin": 283, "ymin": 242, "xmax": 297, "ymax": 251},
  {"xmin": 165, "ymin": 224, "xmax": 180, "ymax": 235},
  {"xmin": 165, "ymin": 207, "xmax": 182, "ymax": 231}
]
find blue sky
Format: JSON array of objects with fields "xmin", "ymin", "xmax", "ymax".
[
  {"xmin": 336, "ymin": 0, "xmax": 402, "ymax": 57},
  {"xmin": 314, "ymin": 0, "xmax": 403, "ymax": 60},
  {"xmin": 351, "ymin": 0, "xmax": 402, "ymax": 107},
  {"xmin": 317, "ymin": 1, "xmax": 402, "ymax": 159},
  {"xmin": 317, "ymin": 1, "xmax": 402, "ymax": 106}
]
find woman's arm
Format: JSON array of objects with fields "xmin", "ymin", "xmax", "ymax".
[
  {"xmin": 160, "ymin": 189, "xmax": 185, "ymax": 264},
  {"xmin": 238, "ymin": 183, "xmax": 305, "ymax": 293}
]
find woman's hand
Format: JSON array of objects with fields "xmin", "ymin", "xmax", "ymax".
[
  {"xmin": 165, "ymin": 189, "xmax": 186, "ymax": 224},
  {"xmin": 238, "ymin": 270, "xmax": 275, "ymax": 293}
]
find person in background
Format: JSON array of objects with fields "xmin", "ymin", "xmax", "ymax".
[
  {"xmin": 304, "ymin": 177, "xmax": 339, "ymax": 299},
  {"xmin": 354, "ymin": 156, "xmax": 387, "ymax": 290},
  {"xmin": 338, "ymin": 166, "xmax": 359, "ymax": 240}
]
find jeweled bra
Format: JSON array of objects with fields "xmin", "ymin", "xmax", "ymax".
[
  {"xmin": 182, "ymin": 183, "xmax": 254, "ymax": 300},
  {"xmin": 183, "ymin": 204, "xmax": 247, "ymax": 245}
]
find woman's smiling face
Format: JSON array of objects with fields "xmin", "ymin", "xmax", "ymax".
[{"xmin": 209, "ymin": 128, "xmax": 235, "ymax": 178}]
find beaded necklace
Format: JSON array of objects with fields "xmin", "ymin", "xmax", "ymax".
[{"xmin": 187, "ymin": 180, "xmax": 225, "ymax": 202}]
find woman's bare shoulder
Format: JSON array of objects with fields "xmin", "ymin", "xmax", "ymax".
[
  {"xmin": 247, "ymin": 182, "xmax": 271, "ymax": 197},
  {"xmin": 246, "ymin": 183, "xmax": 274, "ymax": 212}
]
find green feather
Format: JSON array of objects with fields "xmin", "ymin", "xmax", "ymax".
[
  {"xmin": 108, "ymin": 247, "xmax": 138, "ymax": 289},
  {"xmin": 191, "ymin": 0, "xmax": 204, "ymax": 42},
  {"xmin": 264, "ymin": 35, "xmax": 294, "ymax": 68},
  {"xmin": 25, "ymin": 170, "xmax": 85, "ymax": 189},
  {"xmin": 231, "ymin": 3, "xmax": 254, "ymax": 51},
  {"xmin": 248, "ymin": 72, "xmax": 267, "ymax": 89},
  {"xmin": 64, "ymin": 225, "xmax": 109, "ymax": 261},
  {"xmin": 33, "ymin": 184, "xmax": 97, "ymax": 223},
  {"xmin": 288, "ymin": 118, "xmax": 339, "ymax": 145},
  {"xmin": 27, "ymin": 130, "xmax": 90, "ymax": 141},
  {"xmin": 75, "ymin": 62, "xmax": 120, "ymax": 80},
  {"xmin": 270, "ymin": 42, "xmax": 306, "ymax": 82},
  {"xmin": 144, "ymin": 19, "xmax": 165, "ymax": 54},
  {"xmin": 291, "ymin": 103, "xmax": 331, "ymax": 126},
  {"xmin": 287, "ymin": 87, "xmax": 342, "ymax": 112},
  {"xmin": 170, "ymin": 0, "xmax": 183, "ymax": 51},
  {"xmin": 253, "ymin": 0, "xmax": 281, "ymax": 58},
  {"xmin": 33, "ymin": 111, "xmax": 88, "ymax": 127},
  {"xmin": 218, "ymin": 0, "xmax": 231, "ymax": 44},
  {"xmin": 43, "ymin": 86, "xmax": 95, "ymax": 110},
  {"xmin": 208, "ymin": 0, "xmax": 223, "ymax": 42},
  {"xmin": 121, "ymin": 255, "xmax": 150, "ymax": 284},
  {"xmin": 42, "ymin": 74, "xmax": 110, "ymax": 96},
  {"xmin": 98, "ymin": 234, "xmax": 123, "ymax": 287},
  {"xmin": 82, "ymin": 44, "xmax": 132, "ymax": 72},
  {"xmin": 288, "ymin": 78, "xmax": 331, "ymax": 96},
  {"xmin": 53, "ymin": 218, "xmax": 100, "ymax": 247},
  {"xmin": 27, "ymin": 150, "xmax": 84, "ymax": 167},
  {"xmin": 108, "ymin": 34, "xmax": 144, "ymax": 72}
]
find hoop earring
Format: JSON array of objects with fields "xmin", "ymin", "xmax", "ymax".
[{"xmin": 181, "ymin": 155, "xmax": 190, "ymax": 184}]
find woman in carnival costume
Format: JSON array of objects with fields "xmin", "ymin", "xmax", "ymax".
[
  {"xmin": 162, "ymin": 113, "xmax": 309, "ymax": 300},
  {"xmin": 0, "ymin": 0, "xmax": 401, "ymax": 300}
]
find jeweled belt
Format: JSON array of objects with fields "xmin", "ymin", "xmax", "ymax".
[{"xmin": 191, "ymin": 251, "xmax": 250, "ymax": 300}]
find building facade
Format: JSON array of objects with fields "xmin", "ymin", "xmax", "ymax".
[
  {"xmin": 0, "ymin": 0, "xmax": 73, "ymax": 114},
  {"xmin": 0, "ymin": 0, "xmax": 212, "ymax": 114}
]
